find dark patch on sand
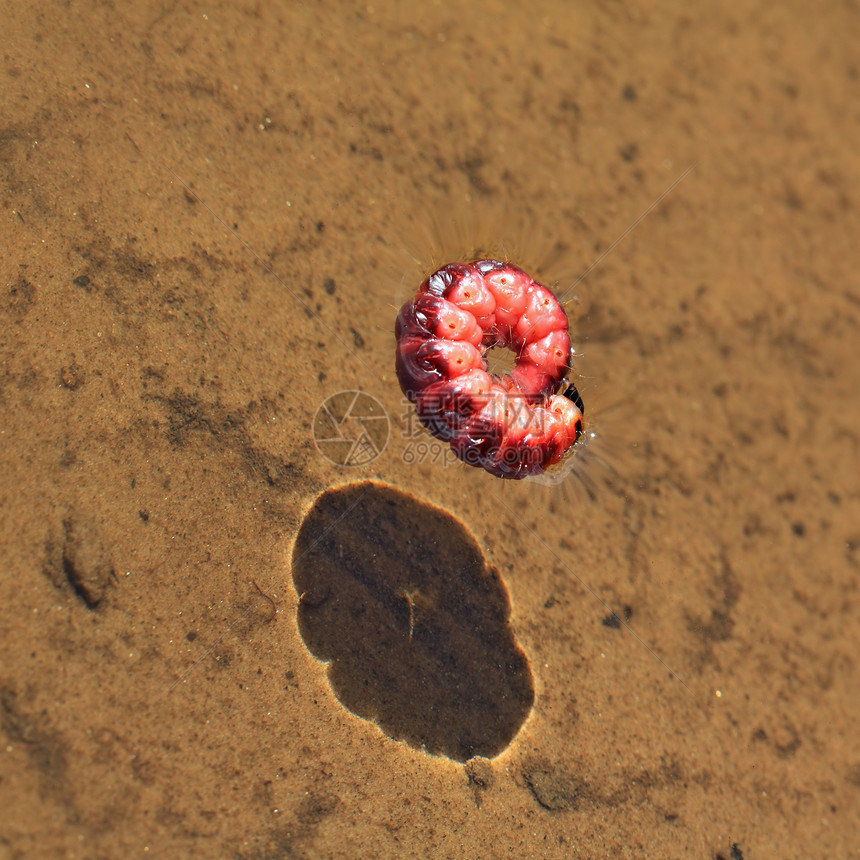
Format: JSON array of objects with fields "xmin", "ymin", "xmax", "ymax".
[
  {"xmin": 0, "ymin": 687, "xmax": 70, "ymax": 803},
  {"xmin": 686, "ymin": 555, "xmax": 741, "ymax": 665},
  {"xmin": 292, "ymin": 480, "xmax": 534, "ymax": 761},
  {"xmin": 150, "ymin": 388, "xmax": 308, "ymax": 493},
  {"xmin": 61, "ymin": 518, "xmax": 116, "ymax": 608},
  {"xmin": 41, "ymin": 517, "xmax": 115, "ymax": 608}
]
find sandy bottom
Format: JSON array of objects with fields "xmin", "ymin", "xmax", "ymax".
[{"xmin": 2, "ymin": 1, "xmax": 859, "ymax": 857}]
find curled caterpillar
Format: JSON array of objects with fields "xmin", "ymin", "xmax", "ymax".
[{"xmin": 395, "ymin": 259, "xmax": 584, "ymax": 479}]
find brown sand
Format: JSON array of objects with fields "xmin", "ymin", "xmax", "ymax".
[{"xmin": 2, "ymin": 1, "xmax": 859, "ymax": 857}]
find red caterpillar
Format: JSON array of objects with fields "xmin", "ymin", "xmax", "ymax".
[{"xmin": 395, "ymin": 259, "xmax": 584, "ymax": 479}]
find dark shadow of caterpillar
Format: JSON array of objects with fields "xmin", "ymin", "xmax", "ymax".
[{"xmin": 292, "ymin": 480, "xmax": 534, "ymax": 762}]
